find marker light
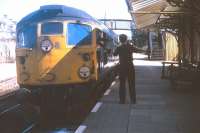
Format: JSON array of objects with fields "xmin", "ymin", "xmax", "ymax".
[
  {"xmin": 78, "ymin": 66, "xmax": 91, "ymax": 79},
  {"xmin": 40, "ymin": 39, "xmax": 52, "ymax": 52}
]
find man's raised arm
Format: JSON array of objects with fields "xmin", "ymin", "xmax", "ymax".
[{"xmin": 131, "ymin": 44, "xmax": 147, "ymax": 53}]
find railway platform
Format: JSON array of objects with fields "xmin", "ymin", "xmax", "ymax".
[
  {"xmin": 0, "ymin": 63, "xmax": 18, "ymax": 98},
  {"xmin": 0, "ymin": 63, "xmax": 16, "ymax": 81},
  {"xmin": 81, "ymin": 60, "xmax": 200, "ymax": 133}
]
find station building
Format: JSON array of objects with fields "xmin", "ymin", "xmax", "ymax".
[
  {"xmin": 0, "ymin": 15, "xmax": 16, "ymax": 63},
  {"xmin": 126, "ymin": 0, "xmax": 200, "ymax": 64}
]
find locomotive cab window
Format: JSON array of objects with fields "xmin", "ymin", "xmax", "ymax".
[
  {"xmin": 16, "ymin": 25, "xmax": 37, "ymax": 48},
  {"xmin": 41, "ymin": 22, "xmax": 63, "ymax": 35},
  {"xmin": 67, "ymin": 23, "xmax": 92, "ymax": 46}
]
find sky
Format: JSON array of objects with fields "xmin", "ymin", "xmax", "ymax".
[
  {"xmin": 0, "ymin": 0, "xmax": 132, "ymax": 35},
  {"xmin": 0, "ymin": 0, "xmax": 131, "ymax": 21}
]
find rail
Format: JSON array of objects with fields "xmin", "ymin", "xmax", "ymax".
[{"xmin": 21, "ymin": 123, "xmax": 36, "ymax": 133}]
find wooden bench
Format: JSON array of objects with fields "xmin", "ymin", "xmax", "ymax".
[
  {"xmin": 161, "ymin": 61, "xmax": 179, "ymax": 79},
  {"xmin": 162, "ymin": 61, "xmax": 200, "ymax": 89}
]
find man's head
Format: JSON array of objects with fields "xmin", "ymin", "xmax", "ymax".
[{"xmin": 119, "ymin": 34, "xmax": 127, "ymax": 44}]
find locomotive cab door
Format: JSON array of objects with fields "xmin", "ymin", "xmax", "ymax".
[
  {"xmin": 95, "ymin": 29, "xmax": 113, "ymax": 79},
  {"xmin": 96, "ymin": 29, "xmax": 105, "ymax": 78}
]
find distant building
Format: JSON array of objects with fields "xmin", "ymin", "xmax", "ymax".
[{"xmin": 0, "ymin": 15, "xmax": 16, "ymax": 63}]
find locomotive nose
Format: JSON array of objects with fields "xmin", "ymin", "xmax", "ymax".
[{"xmin": 19, "ymin": 56, "xmax": 26, "ymax": 64}]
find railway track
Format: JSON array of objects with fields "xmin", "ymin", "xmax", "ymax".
[
  {"xmin": 0, "ymin": 76, "xmax": 115, "ymax": 133},
  {"xmin": 0, "ymin": 102, "xmax": 39, "ymax": 133},
  {"xmin": 0, "ymin": 86, "xmax": 38, "ymax": 133},
  {"xmin": 0, "ymin": 103, "xmax": 21, "ymax": 116},
  {"xmin": 22, "ymin": 123, "xmax": 37, "ymax": 133}
]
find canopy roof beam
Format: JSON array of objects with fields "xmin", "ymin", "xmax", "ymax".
[{"xmin": 130, "ymin": 11, "xmax": 186, "ymax": 14}]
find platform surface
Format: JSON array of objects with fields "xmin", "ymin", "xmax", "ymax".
[
  {"xmin": 0, "ymin": 63, "xmax": 16, "ymax": 81},
  {"xmin": 82, "ymin": 62, "xmax": 200, "ymax": 133},
  {"xmin": 0, "ymin": 63, "xmax": 18, "ymax": 97}
]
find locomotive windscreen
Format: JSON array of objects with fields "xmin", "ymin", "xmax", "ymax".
[
  {"xmin": 67, "ymin": 23, "xmax": 92, "ymax": 46},
  {"xmin": 16, "ymin": 25, "xmax": 37, "ymax": 48},
  {"xmin": 41, "ymin": 22, "xmax": 63, "ymax": 35}
]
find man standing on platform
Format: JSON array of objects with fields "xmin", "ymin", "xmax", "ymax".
[{"xmin": 114, "ymin": 34, "xmax": 145, "ymax": 104}]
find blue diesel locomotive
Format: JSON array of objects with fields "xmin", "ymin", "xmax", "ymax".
[{"xmin": 16, "ymin": 5, "xmax": 119, "ymax": 116}]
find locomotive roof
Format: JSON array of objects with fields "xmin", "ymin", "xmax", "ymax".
[{"xmin": 17, "ymin": 5, "xmax": 118, "ymax": 40}]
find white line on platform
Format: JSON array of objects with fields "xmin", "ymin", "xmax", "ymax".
[
  {"xmin": 111, "ymin": 81, "xmax": 116, "ymax": 87},
  {"xmin": 0, "ymin": 104, "xmax": 20, "ymax": 116},
  {"xmin": 91, "ymin": 102, "xmax": 102, "ymax": 113},
  {"xmin": 104, "ymin": 81, "xmax": 116, "ymax": 96},
  {"xmin": 75, "ymin": 125, "xmax": 87, "ymax": 133},
  {"xmin": 104, "ymin": 89, "xmax": 111, "ymax": 96}
]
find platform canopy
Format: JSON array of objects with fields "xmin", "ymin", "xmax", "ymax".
[{"xmin": 126, "ymin": 0, "xmax": 169, "ymax": 29}]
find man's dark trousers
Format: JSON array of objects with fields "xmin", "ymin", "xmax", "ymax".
[{"xmin": 119, "ymin": 64, "xmax": 136, "ymax": 103}]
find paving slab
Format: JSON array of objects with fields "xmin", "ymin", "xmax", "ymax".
[
  {"xmin": 82, "ymin": 63, "xmax": 200, "ymax": 133},
  {"xmin": 84, "ymin": 103, "xmax": 131, "ymax": 133}
]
